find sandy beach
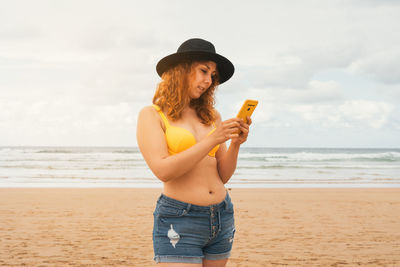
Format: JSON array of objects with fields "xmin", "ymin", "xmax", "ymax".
[{"xmin": 0, "ymin": 188, "xmax": 399, "ymax": 266}]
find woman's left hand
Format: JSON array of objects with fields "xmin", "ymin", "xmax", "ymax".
[{"xmin": 231, "ymin": 116, "xmax": 252, "ymax": 146}]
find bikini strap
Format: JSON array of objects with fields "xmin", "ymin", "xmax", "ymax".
[{"xmin": 152, "ymin": 104, "xmax": 170, "ymax": 128}]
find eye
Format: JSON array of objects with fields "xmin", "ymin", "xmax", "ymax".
[{"xmin": 201, "ymin": 69, "xmax": 207, "ymax": 74}]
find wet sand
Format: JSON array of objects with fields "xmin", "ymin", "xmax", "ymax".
[{"xmin": 0, "ymin": 188, "xmax": 399, "ymax": 266}]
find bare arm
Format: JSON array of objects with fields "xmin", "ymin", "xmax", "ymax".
[
  {"xmin": 216, "ymin": 113, "xmax": 252, "ymax": 184},
  {"xmin": 136, "ymin": 106, "xmax": 240, "ymax": 183}
]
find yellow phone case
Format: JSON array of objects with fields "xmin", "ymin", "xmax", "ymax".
[{"xmin": 236, "ymin": 99, "xmax": 258, "ymax": 124}]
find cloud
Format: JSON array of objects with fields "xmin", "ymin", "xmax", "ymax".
[
  {"xmin": 226, "ymin": 81, "xmax": 394, "ymax": 130},
  {"xmin": 230, "ymin": 38, "xmax": 366, "ymax": 90},
  {"xmin": 293, "ymin": 100, "xmax": 394, "ymax": 129},
  {"xmin": 232, "ymin": 79, "xmax": 344, "ymax": 107},
  {"xmin": 1, "ymin": 0, "xmax": 400, "ymax": 147},
  {"xmin": 235, "ymin": 61, "xmax": 312, "ymax": 89},
  {"xmin": 348, "ymin": 49, "xmax": 400, "ymax": 84},
  {"xmin": 351, "ymin": 0, "xmax": 400, "ymax": 7},
  {"xmin": 0, "ymin": 99, "xmax": 140, "ymax": 146}
]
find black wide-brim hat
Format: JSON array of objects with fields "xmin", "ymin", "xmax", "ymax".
[{"xmin": 156, "ymin": 38, "xmax": 234, "ymax": 84}]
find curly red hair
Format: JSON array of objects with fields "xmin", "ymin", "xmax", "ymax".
[{"xmin": 152, "ymin": 60, "xmax": 220, "ymax": 125}]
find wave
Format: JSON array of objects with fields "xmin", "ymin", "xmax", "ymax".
[
  {"xmin": 111, "ymin": 149, "xmax": 138, "ymax": 154},
  {"xmin": 239, "ymin": 152, "xmax": 400, "ymax": 162},
  {"xmin": 1, "ymin": 158, "xmax": 144, "ymax": 163},
  {"xmin": 0, "ymin": 147, "xmax": 138, "ymax": 154},
  {"xmin": 2, "ymin": 147, "xmax": 400, "ymax": 188},
  {"xmin": 237, "ymin": 164, "xmax": 400, "ymax": 169},
  {"xmin": 36, "ymin": 150, "xmax": 84, "ymax": 154}
]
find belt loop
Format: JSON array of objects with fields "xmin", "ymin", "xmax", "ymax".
[
  {"xmin": 186, "ymin": 203, "xmax": 192, "ymax": 213},
  {"xmin": 224, "ymin": 198, "xmax": 228, "ymax": 210}
]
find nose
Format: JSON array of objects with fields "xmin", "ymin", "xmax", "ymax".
[{"xmin": 204, "ymin": 74, "xmax": 212, "ymax": 86}]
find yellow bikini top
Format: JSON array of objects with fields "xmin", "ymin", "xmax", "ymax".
[{"xmin": 153, "ymin": 105, "xmax": 220, "ymax": 157}]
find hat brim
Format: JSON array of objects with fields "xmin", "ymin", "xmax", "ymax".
[{"xmin": 156, "ymin": 51, "xmax": 234, "ymax": 84}]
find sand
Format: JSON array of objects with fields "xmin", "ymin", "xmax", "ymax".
[{"xmin": 0, "ymin": 188, "xmax": 399, "ymax": 266}]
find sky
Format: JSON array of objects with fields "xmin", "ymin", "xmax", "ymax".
[{"xmin": 1, "ymin": 0, "xmax": 399, "ymax": 148}]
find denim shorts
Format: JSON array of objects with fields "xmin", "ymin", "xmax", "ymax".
[{"xmin": 152, "ymin": 192, "xmax": 236, "ymax": 264}]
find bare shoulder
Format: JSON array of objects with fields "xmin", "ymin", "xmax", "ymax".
[
  {"xmin": 138, "ymin": 105, "xmax": 158, "ymax": 120},
  {"xmin": 138, "ymin": 105, "xmax": 162, "ymax": 127},
  {"xmin": 139, "ymin": 105, "xmax": 156, "ymax": 115}
]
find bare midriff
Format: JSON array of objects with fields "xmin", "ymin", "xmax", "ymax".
[{"xmin": 163, "ymin": 156, "xmax": 227, "ymax": 206}]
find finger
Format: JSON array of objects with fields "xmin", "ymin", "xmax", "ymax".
[
  {"xmin": 225, "ymin": 117, "xmax": 241, "ymax": 123},
  {"xmin": 222, "ymin": 119, "xmax": 237, "ymax": 125},
  {"xmin": 225, "ymin": 121, "xmax": 241, "ymax": 129},
  {"xmin": 229, "ymin": 127, "xmax": 242, "ymax": 136},
  {"xmin": 247, "ymin": 116, "xmax": 252, "ymax": 125},
  {"xmin": 229, "ymin": 133, "xmax": 239, "ymax": 139},
  {"xmin": 237, "ymin": 119, "xmax": 249, "ymax": 129},
  {"xmin": 239, "ymin": 120, "xmax": 250, "ymax": 129},
  {"xmin": 240, "ymin": 127, "xmax": 249, "ymax": 134}
]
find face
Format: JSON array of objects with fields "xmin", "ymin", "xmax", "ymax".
[{"xmin": 188, "ymin": 61, "xmax": 217, "ymax": 99}]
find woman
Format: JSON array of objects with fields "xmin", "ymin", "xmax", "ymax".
[{"xmin": 136, "ymin": 38, "xmax": 252, "ymax": 266}]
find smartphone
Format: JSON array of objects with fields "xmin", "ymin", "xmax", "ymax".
[{"xmin": 236, "ymin": 99, "xmax": 258, "ymax": 124}]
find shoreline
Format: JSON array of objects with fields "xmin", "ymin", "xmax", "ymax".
[
  {"xmin": 1, "ymin": 184, "xmax": 400, "ymax": 189},
  {"xmin": 1, "ymin": 188, "xmax": 399, "ymax": 266}
]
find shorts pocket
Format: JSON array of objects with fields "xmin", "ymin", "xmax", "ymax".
[{"xmin": 156, "ymin": 203, "xmax": 188, "ymax": 218}]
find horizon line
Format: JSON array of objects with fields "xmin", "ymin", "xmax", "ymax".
[{"xmin": 1, "ymin": 145, "xmax": 400, "ymax": 150}]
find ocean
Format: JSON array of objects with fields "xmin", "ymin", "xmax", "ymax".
[{"xmin": 1, "ymin": 146, "xmax": 399, "ymax": 188}]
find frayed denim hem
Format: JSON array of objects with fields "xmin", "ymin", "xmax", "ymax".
[
  {"xmin": 204, "ymin": 250, "xmax": 231, "ymax": 261},
  {"xmin": 154, "ymin": 255, "xmax": 204, "ymax": 264}
]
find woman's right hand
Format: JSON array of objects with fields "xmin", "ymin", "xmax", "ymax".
[{"xmin": 211, "ymin": 117, "xmax": 242, "ymax": 144}]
